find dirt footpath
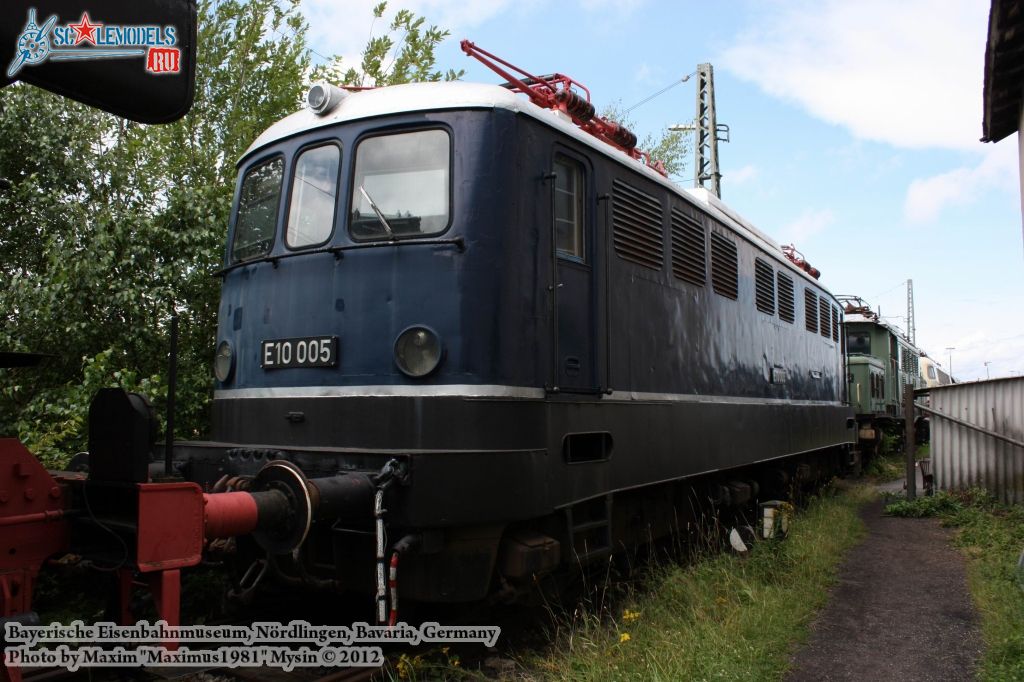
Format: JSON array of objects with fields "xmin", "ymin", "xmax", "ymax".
[{"xmin": 786, "ymin": 491, "xmax": 982, "ymax": 681}]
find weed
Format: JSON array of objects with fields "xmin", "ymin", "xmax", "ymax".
[
  {"xmin": 864, "ymin": 452, "xmax": 903, "ymax": 481},
  {"xmin": 522, "ymin": 485, "xmax": 874, "ymax": 680},
  {"xmin": 884, "ymin": 491, "xmax": 964, "ymax": 518}
]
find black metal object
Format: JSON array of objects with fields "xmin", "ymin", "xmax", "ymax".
[
  {"xmin": 905, "ymin": 383, "xmax": 916, "ymax": 500},
  {"xmin": 0, "ymin": 352, "xmax": 48, "ymax": 368},
  {"xmin": 0, "ymin": 0, "xmax": 197, "ymax": 123},
  {"xmin": 243, "ymin": 460, "xmax": 378, "ymax": 554},
  {"xmin": 165, "ymin": 312, "xmax": 179, "ymax": 477},
  {"xmin": 249, "ymin": 460, "xmax": 313, "ymax": 554},
  {"xmin": 87, "ymin": 388, "xmax": 156, "ymax": 483},
  {"xmin": 309, "ymin": 473, "xmax": 375, "ymax": 523}
]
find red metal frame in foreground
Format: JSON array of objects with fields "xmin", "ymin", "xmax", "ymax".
[{"xmin": 0, "ymin": 439, "xmax": 270, "ymax": 681}]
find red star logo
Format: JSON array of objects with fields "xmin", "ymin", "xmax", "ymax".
[{"xmin": 68, "ymin": 12, "xmax": 101, "ymax": 45}]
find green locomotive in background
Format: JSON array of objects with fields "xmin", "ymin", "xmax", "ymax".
[{"xmin": 838, "ymin": 296, "xmax": 927, "ymax": 457}]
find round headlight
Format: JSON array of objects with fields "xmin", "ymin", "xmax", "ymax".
[
  {"xmin": 394, "ymin": 326, "xmax": 442, "ymax": 378},
  {"xmin": 306, "ymin": 82, "xmax": 347, "ymax": 115},
  {"xmin": 214, "ymin": 340, "xmax": 234, "ymax": 383}
]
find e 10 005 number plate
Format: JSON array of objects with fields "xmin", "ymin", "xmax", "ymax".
[{"xmin": 261, "ymin": 336, "xmax": 338, "ymax": 369}]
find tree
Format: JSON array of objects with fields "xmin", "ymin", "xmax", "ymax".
[
  {"xmin": 601, "ymin": 101, "xmax": 690, "ymax": 180},
  {"xmin": 310, "ymin": 2, "xmax": 463, "ymax": 87},
  {"xmin": 0, "ymin": 0, "xmax": 457, "ymax": 465}
]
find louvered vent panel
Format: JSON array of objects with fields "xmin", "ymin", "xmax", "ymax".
[
  {"xmin": 832, "ymin": 306, "xmax": 840, "ymax": 341},
  {"xmin": 777, "ymin": 273, "xmax": 795, "ymax": 323},
  {"xmin": 670, "ymin": 208, "xmax": 706, "ymax": 285},
  {"xmin": 612, "ymin": 180, "xmax": 663, "ymax": 270},
  {"xmin": 709, "ymin": 232, "xmax": 738, "ymax": 299},
  {"xmin": 804, "ymin": 289, "xmax": 818, "ymax": 332},
  {"xmin": 819, "ymin": 298, "xmax": 831, "ymax": 338},
  {"xmin": 754, "ymin": 258, "xmax": 775, "ymax": 314}
]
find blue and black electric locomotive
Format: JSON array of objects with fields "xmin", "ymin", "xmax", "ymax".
[{"xmin": 172, "ymin": 52, "xmax": 855, "ymax": 613}]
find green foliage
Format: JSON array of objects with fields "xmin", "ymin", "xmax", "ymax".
[
  {"xmin": 523, "ymin": 485, "xmax": 874, "ymax": 681},
  {"xmin": 601, "ymin": 102, "xmax": 690, "ymax": 178},
  {"xmin": 1, "ymin": 0, "xmax": 458, "ymax": 465},
  {"xmin": 884, "ymin": 490, "xmax": 965, "ymax": 518},
  {"xmin": 954, "ymin": 501, "xmax": 1024, "ymax": 681},
  {"xmin": 310, "ymin": 1, "xmax": 464, "ymax": 87},
  {"xmin": 5, "ymin": 350, "xmax": 163, "ymax": 467},
  {"xmin": 878, "ymin": 431, "xmax": 902, "ymax": 457},
  {"xmin": 864, "ymin": 451, "xmax": 904, "ymax": 481}
]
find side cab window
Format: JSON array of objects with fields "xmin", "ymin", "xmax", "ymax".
[
  {"xmin": 232, "ymin": 157, "xmax": 284, "ymax": 263},
  {"xmin": 553, "ymin": 154, "xmax": 585, "ymax": 261}
]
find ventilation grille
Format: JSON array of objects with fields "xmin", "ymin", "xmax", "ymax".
[
  {"xmin": 819, "ymin": 298, "xmax": 831, "ymax": 338},
  {"xmin": 670, "ymin": 208, "xmax": 706, "ymax": 286},
  {"xmin": 804, "ymin": 289, "xmax": 818, "ymax": 332},
  {"xmin": 831, "ymin": 306, "xmax": 840, "ymax": 341},
  {"xmin": 754, "ymin": 258, "xmax": 775, "ymax": 314},
  {"xmin": 777, "ymin": 273, "xmax": 795, "ymax": 323},
  {"xmin": 612, "ymin": 180, "xmax": 663, "ymax": 270},
  {"xmin": 709, "ymin": 232, "xmax": 738, "ymax": 299}
]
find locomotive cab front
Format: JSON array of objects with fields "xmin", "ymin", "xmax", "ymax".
[{"xmin": 193, "ymin": 83, "xmax": 561, "ymax": 603}]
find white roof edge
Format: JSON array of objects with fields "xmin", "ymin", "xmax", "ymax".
[{"xmin": 242, "ymin": 81, "xmax": 830, "ymax": 292}]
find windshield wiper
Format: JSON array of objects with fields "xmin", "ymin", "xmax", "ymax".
[{"xmin": 359, "ymin": 186, "xmax": 394, "ymax": 238}]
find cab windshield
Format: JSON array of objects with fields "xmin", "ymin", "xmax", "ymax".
[
  {"xmin": 847, "ymin": 331, "xmax": 871, "ymax": 354},
  {"xmin": 349, "ymin": 129, "xmax": 450, "ymax": 240}
]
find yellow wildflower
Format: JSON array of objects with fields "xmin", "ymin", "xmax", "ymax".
[{"xmin": 619, "ymin": 632, "xmax": 631, "ymax": 643}]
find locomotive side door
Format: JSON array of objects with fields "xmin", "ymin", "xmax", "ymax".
[{"xmin": 549, "ymin": 151, "xmax": 598, "ymax": 393}]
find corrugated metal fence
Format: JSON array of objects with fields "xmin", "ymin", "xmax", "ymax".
[{"xmin": 921, "ymin": 377, "xmax": 1024, "ymax": 504}]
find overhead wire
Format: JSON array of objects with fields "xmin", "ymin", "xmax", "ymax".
[
  {"xmin": 624, "ymin": 71, "xmax": 696, "ymax": 114},
  {"xmin": 869, "ymin": 280, "xmax": 909, "ymax": 300}
]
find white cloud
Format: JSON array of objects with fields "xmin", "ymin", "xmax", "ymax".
[
  {"xmin": 903, "ymin": 137, "xmax": 1019, "ymax": 223},
  {"xmin": 778, "ymin": 207, "xmax": 835, "ymax": 244},
  {"xmin": 728, "ymin": 164, "xmax": 758, "ymax": 185},
  {"xmin": 939, "ymin": 330, "xmax": 1024, "ymax": 382},
  {"xmin": 719, "ymin": 0, "xmax": 988, "ymax": 151},
  {"xmin": 634, "ymin": 63, "xmax": 654, "ymax": 85}
]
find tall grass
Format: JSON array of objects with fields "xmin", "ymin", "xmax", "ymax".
[{"xmin": 524, "ymin": 484, "xmax": 873, "ymax": 681}]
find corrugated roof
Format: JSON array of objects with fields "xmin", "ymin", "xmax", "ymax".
[{"xmin": 982, "ymin": 0, "xmax": 1024, "ymax": 142}]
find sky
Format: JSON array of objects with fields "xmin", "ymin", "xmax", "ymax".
[{"xmin": 301, "ymin": 0, "xmax": 1022, "ymax": 382}]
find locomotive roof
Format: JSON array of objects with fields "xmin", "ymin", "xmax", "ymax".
[
  {"xmin": 844, "ymin": 312, "xmax": 918, "ymax": 349},
  {"xmin": 242, "ymin": 81, "xmax": 831, "ymax": 293}
]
